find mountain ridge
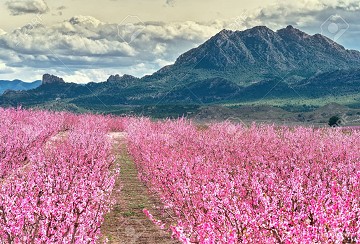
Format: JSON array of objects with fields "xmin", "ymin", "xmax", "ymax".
[
  {"xmin": 0, "ymin": 79, "xmax": 41, "ymax": 95},
  {"xmin": 173, "ymin": 25, "xmax": 360, "ymax": 73},
  {"xmin": 1, "ymin": 25, "xmax": 360, "ymax": 117}
]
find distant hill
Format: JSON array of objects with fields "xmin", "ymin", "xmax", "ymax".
[
  {"xmin": 0, "ymin": 79, "xmax": 41, "ymax": 95},
  {"xmin": 1, "ymin": 25, "xmax": 360, "ymax": 119}
]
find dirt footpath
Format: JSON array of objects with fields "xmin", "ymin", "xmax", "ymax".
[{"xmin": 101, "ymin": 132, "xmax": 179, "ymax": 244}]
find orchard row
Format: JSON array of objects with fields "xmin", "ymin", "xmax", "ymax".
[
  {"xmin": 126, "ymin": 119, "xmax": 360, "ymax": 243},
  {"xmin": 0, "ymin": 108, "xmax": 126, "ymax": 243}
]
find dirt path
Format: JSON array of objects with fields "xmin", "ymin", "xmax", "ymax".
[{"xmin": 101, "ymin": 132, "xmax": 179, "ymax": 244}]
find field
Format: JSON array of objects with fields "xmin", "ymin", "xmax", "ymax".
[{"xmin": 1, "ymin": 108, "xmax": 360, "ymax": 243}]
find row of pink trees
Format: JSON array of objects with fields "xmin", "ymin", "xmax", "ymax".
[
  {"xmin": 0, "ymin": 108, "xmax": 66, "ymax": 178},
  {"xmin": 126, "ymin": 119, "xmax": 360, "ymax": 243},
  {"xmin": 0, "ymin": 108, "xmax": 123, "ymax": 243}
]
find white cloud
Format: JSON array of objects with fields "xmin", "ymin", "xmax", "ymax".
[
  {"xmin": 61, "ymin": 70, "xmax": 110, "ymax": 84},
  {"xmin": 153, "ymin": 43, "xmax": 167, "ymax": 55},
  {"xmin": 0, "ymin": 63, "xmax": 15, "ymax": 74},
  {"xmin": 68, "ymin": 15, "xmax": 102, "ymax": 28},
  {"xmin": 154, "ymin": 58, "xmax": 173, "ymax": 67},
  {"xmin": 6, "ymin": 0, "xmax": 49, "ymax": 16},
  {"xmin": 0, "ymin": 15, "xmax": 226, "ymax": 82}
]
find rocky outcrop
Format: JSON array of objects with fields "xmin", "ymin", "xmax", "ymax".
[
  {"xmin": 42, "ymin": 74, "xmax": 65, "ymax": 85},
  {"xmin": 106, "ymin": 74, "xmax": 138, "ymax": 84}
]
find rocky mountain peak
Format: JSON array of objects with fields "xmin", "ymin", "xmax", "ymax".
[
  {"xmin": 217, "ymin": 29, "xmax": 233, "ymax": 36},
  {"xmin": 242, "ymin": 26, "xmax": 275, "ymax": 37},
  {"xmin": 277, "ymin": 25, "xmax": 310, "ymax": 40},
  {"xmin": 42, "ymin": 74, "xmax": 65, "ymax": 85},
  {"xmin": 249, "ymin": 25, "xmax": 273, "ymax": 32},
  {"xmin": 174, "ymin": 25, "xmax": 360, "ymax": 71}
]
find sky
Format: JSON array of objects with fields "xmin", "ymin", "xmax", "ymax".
[{"xmin": 0, "ymin": 0, "xmax": 359, "ymax": 83}]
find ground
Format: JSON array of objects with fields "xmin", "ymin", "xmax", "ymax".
[{"xmin": 100, "ymin": 132, "xmax": 179, "ymax": 243}]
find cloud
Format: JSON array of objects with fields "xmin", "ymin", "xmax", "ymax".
[
  {"xmin": 0, "ymin": 15, "xmax": 225, "ymax": 82},
  {"xmin": 61, "ymin": 69, "xmax": 113, "ymax": 84},
  {"xmin": 69, "ymin": 15, "xmax": 102, "ymax": 27},
  {"xmin": 218, "ymin": 0, "xmax": 359, "ymax": 50},
  {"xmin": 56, "ymin": 5, "xmax": 66, "ymax": 11},
  {"xmin": 165, "ymin": 0, "xmax": 176, "ymax": 7},
  {"xmin": 6, "ymin": 0, "xmax": 49, "ymax": 16},
  {"xmin": 0, "ymin": 63, "xmax": 14, "ymax": 74}
]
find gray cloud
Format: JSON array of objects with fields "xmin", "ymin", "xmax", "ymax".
[
  {"xmin": 6, "ymin": 0, "xmax": 49, "ymax": 16},
  {"xmin": 235, "ymin": 0, "xmax": 360, "ymax": 49},
  {"xmin": 165, "ymin": 0, "xmax": 176, "ymax": 7},
  {"xmin": 57, "ymin": 6, "xmax": 67, "ymax": 10}
]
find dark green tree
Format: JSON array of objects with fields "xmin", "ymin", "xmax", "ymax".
[{"xmin": 328, "ymin": 115, "xmax": 341, "ymax": 127}]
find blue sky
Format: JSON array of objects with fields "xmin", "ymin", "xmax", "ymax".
[{"xmin": 0, "ymin": 0, "xmax": 359, "ymax": 83}]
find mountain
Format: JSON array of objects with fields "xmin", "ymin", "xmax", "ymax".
[
  {"xmin": 0, "ymin": 79, "xmax": 41, "ymax": 95},
  {"xmin": 1, "ymin": 25, "xmax": 360, "ymax": 117},
  {"xmin": 174, "ymin": 26, "xmax": 360, "ymax": 73}
]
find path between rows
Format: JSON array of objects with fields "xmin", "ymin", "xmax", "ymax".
[{"xmin": 101, "ymin": 132, "xmax": 179, "ymax": 244}]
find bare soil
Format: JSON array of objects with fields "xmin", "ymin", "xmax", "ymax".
[{"xmin": 101, "ymin": 132, "xmax": 179, "ymax": 244}]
